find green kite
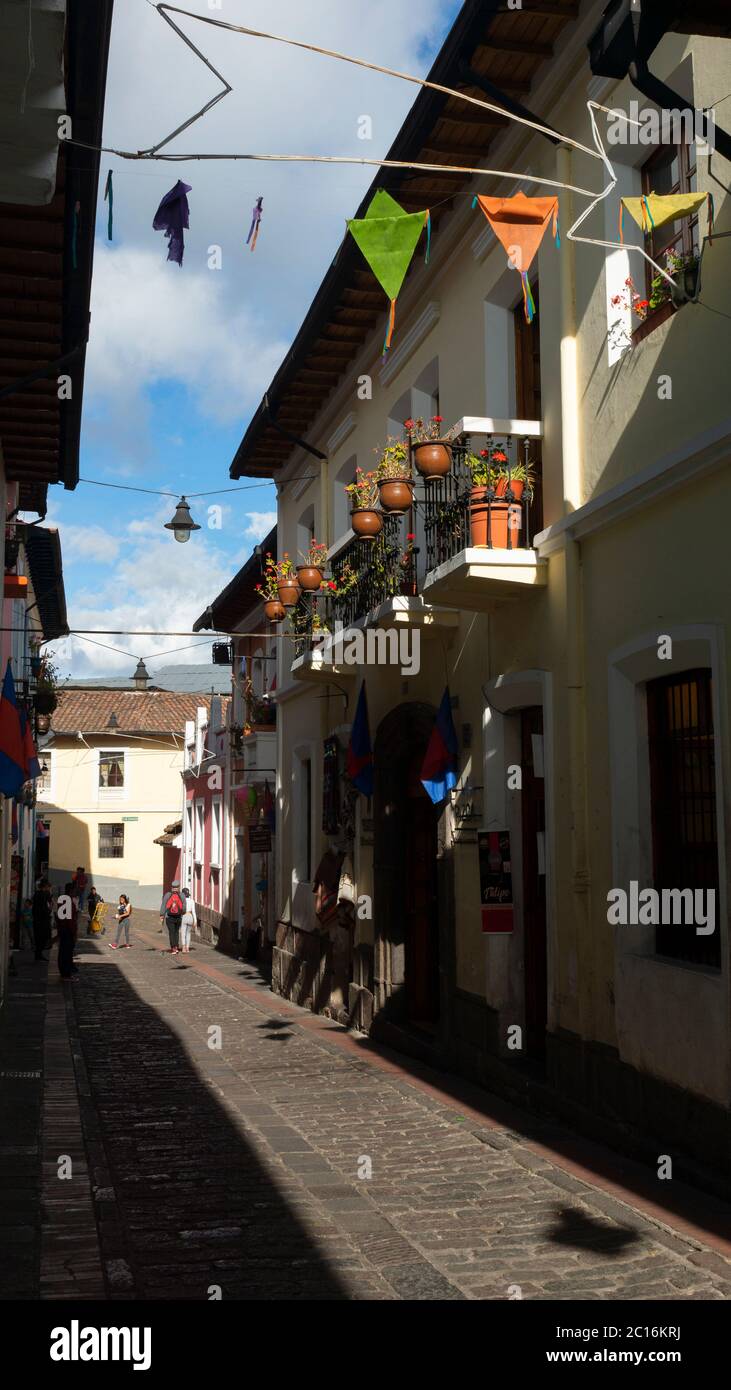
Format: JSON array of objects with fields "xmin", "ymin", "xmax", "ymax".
[{"xmin": 347, "ymin": 189, "xmax": 431, "ymax": 353}]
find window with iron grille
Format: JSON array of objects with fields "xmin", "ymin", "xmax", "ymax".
[
  {"xmin": 99, "ymin": 823, "xmax": 124, "ymax": 859},
  {"xmin": 646, "ymin": 669, "xmax": 720, "ymax": 968}
]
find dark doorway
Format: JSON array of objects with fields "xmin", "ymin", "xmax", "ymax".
[
  {"xmin": 404, "ymin": 753, "xmax": 440, "ymax": 1028},
  {"xmin": 520, "ymin": 707, "xmax": 547, "ymax": 1059},
  {"xmin": 373, "ymin": 703, "xmax": 441, "ymax": 1033}
]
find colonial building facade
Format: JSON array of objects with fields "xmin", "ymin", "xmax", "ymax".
[
  {"xmin": 188, "ymin": 531, "xmax": 277, "ymax": 957},
  {"xmin": 228, "ymin": 2, "xmax": 731, "ymax": 1176}
]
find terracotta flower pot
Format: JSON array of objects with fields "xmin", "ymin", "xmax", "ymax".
[
  {"xmin": 469, "ymin": 490, "xmax": 523, "ymax": 549},
  {"xmin": 412, "ymin": 440, "xmax": 452, "ymax": 482},
  {"xmin": 377, "ymin": 478, "xmax": 414, "ymax": 514},
  {"xmin": 276, "ymin": 579, "xmax": 301, "ymax": 608},
  {"xmin": 351, "ymin": 508, "xmax": 384, "ymax": 540},
  {"xmin": 264, "ymin": 599, "xmax": 286, "ymax": 622},
  {"xmin": 296, "ymin": 565, "xmax": 323, "ymax": 592},
  {"xmin": 493, "ymin": 476, "xmax": 525, "ymax": 501}
]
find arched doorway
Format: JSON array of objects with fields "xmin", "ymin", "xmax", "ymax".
[{"xmin": 373, "ymin": 702, "xmax": 442, "ymax": 1033}]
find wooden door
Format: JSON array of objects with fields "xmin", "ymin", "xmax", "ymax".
[{"xmin": 520, "ymin": 707, "xmax": 547, "ymax": 1058}]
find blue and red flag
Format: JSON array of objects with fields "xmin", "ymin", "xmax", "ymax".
[
  {"xmin": 0, "ymin": 661, "xmax": 27, "ymax": 798},
  {"xmin": 347, "ymin": 681, "xmax": 373, "ymax": 797},
  {"xmin": 19, "ymin": 704, "xmax": 40, "ymax": 781},
  {"xmin": 421, "ymin": 686, "xmax": 459, "ymax": 805}
]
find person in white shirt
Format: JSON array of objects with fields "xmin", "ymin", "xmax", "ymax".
[{"xmin": 180, "ymin": 887, "xmax": 197, "ymax": 954}]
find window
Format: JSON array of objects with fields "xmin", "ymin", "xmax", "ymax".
[
  {"xmin": 641, "ymin": 142, "xmax": 698, "ymax": 288},
  {"xmin": 647, "ymin": 669, "xmax": 720, "ymax": 968},
  {"xmin": 305, "ymin": 759, "xmax": 312, "ymax": 882},
  {"xmin": 37, "ymin": 752, "xmax": 52, "ymax": 796},
  {"xmin": 99, "ymin": 752, "xmax": 124, "ymax": 788},
  {"xmin": 211, "ymin": 800, "xmax": 222, "ymax": 866},
  {"xmin": 99, "ymin": 823, "xmax": 124, "ymax": 859},
  {"xmin": 194, "ymin": 801, "xmax": 205, "ymax": 863}
]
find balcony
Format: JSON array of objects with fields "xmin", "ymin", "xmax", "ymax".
[
  {"xmin": 421, "ymin": 418, "xmax": 547, "ymax": 611},
  {"xmin": 289, "ymin": 516, "xmax": 457, "ymax": 682},
  {"xmin": 237, "ymin": 729, "xmax": 277, "ymax": 784}
]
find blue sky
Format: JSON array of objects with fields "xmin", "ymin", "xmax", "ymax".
[{"xmin": 46, "ymin": 0, "xmax": 461, "ymax": 679}]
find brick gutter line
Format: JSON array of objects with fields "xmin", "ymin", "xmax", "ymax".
[{"xmin": 133, "ymin": 924, "xmax": 731, "ymax": 1265}]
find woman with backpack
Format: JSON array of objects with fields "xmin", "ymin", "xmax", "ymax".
[{"xmin": 159, "ymin": 880, "xmax": 185, "ymax": 955}]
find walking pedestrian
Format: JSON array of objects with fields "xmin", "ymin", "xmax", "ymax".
[
  {"xmin": 56, "ymin": 882, "xmax": 79, "ymax": 981},
  {"xmin": 32, "ymin": 879, "xmax": 52, "ymax": 962},
  {"xmin": 159, "ymin": 879, "xmax": 184, "ymax": 954},
  {"xmin": 109, "ymin": 894, "xmax": 132, "ymax": 950},
  {"xmin": 180, "ymin": 887, "xmax": 196, "ymax": 954},
  {"xmin": 87, "ymin": 885, "xmax": 103, "ymax": 934}
]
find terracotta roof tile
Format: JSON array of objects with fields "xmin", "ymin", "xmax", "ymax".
[{"xmin": 51, "ymin": 689, "xmax": 219, "ymax": 735}]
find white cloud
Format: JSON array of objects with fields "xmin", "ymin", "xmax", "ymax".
[
  {"xmin": 86, "ymin": 246, "xmax": 289, "ymax": 427},
  {"xmin": 241, "ymin": 510, "xmax": 276, "ymax": 541},
  {"xmin": 49, "ymin": 522, "xmax": 121, "ymax": 565},
  {"xmin": 49, "ymin": 509, "xmax": 248, "ymax": 677}
]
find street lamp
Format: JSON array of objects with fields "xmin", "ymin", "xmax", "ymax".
[{"xmin": 164, "ymin": 496, "xmax": 201, "ymax": 543}]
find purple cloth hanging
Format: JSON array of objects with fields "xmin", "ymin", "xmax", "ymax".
[{"xmin": 153, "ymin": 180, "xmax": 192, "ymax": 266}]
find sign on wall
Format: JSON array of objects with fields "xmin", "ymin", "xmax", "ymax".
[{"xmin": 478, "ymin": 829, "xmax": 514, "ymax": 933}]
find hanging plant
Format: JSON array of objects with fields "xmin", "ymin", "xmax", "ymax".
[
  {"xmin": 375, "ymin": 435, "xmax": 414, "ymax": 513},
  {"xmin": 406, "ymin": 415, "xmax": 453, "ymax": 482},
  {"xmin": 34, "ymin": 657, "xmax": 59, "ymax": 715},
  {"xmin": 345, "ymin": 468, "xmax": 383, "ymax": 540},
  {"xmin": 256, "ymin": 552, "xmax": 299, "ymax": 612},
  {"xmin": 296, "ymin": 539, "xmax": 328, "ymax": 591}
]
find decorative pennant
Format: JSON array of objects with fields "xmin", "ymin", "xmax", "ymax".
[
  {"xmin": 347, "ymin": 189, "xmax": 431, "ymax": 353},
  {"xmin": 619, "ymin": 191, "xmax": 712, "ymax": 243},
  {"xmin": 246, "ymin": 196, "xmax": 263, "ymax": 251},
  {"xmin": 104, "ymin": 170, "xmax": 114, "ymax": 241},
  {"xmin": 152, "ymin": 180, "xmax": 192, "ymax": 266},
  {"xmin": 473, "ymin": 192, "xmax": 560, "ymax": 322}
]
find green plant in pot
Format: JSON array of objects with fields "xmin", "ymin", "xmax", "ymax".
[
  {"xmin": 296, "ymin": 539, "xmax": 328, "ymax": 592},
  {"xmin": 34, "ymin": 658, "xmax": 59, "ymax": 715},
  {"xmin": 467, "ymin": 449, "xmax": 531, "ymax": 550},
  {"xmin": 375, "ymin": 436, "xmax": 413, "ymax": 514},
  {"xmin": 256, "ymin": 552, "xmax": 293, "ymax": 618},
  {"xmin": 406, "ymin": 415, "xmax": 453, "ymax": 482},
  {"xmin": 345, "ymin": 468, "xmax": 383, "ymax": 540}
]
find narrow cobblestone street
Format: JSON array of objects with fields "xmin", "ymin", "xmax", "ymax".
[{"xmin": 3, "ymin": 913, "xmax": 731, "ymax": 1303}]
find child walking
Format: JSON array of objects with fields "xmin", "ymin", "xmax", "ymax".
[{"xmin": 109, "ymin": 894, "xmax": 132, "ymax": 949}]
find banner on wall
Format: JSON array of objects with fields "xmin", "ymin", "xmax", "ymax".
[{"xmin": 478, "ymin": 830, "xmax": 514, "ymax": 933}]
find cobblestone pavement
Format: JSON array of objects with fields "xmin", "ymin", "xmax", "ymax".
[{"xmin": 3, "ymin": 912, "xmax": 731, "ymax": 1301}]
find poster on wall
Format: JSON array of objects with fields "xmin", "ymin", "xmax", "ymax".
[{"xmin": 478, "ymin": 830, "xmax": 514, "ymax": 933}]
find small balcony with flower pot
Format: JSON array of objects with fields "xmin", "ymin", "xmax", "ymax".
[{"xmin": 420, "ymin": 417, "xmax": 547, "ymax": 611}]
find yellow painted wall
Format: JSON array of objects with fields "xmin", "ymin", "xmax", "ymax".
[{"xmin": 39, "ymin": 735, "xmax": 183, "ymax": 907}]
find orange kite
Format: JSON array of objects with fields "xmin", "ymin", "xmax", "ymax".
[{"xmin": 474, "ymin": 193, "xmax": 560, "ymax": 321}]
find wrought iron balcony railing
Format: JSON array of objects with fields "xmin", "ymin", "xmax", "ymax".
[
  {"xmin": 423, "ymin": 434, "xmax": 542, "ymax": 577},
  {"xmin": 291, "ymin": 515, "xmax": 419, "ymax": 659}
]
